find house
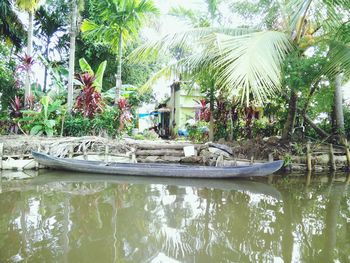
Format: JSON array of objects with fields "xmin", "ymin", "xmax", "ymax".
[{"xmin": 157, "ymin": 81, "xmax": 204, "ymax": 137}]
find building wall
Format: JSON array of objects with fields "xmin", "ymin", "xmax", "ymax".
[{"xmin": 171, "ymin": 89, "xmax": 203, "ymax": 132}]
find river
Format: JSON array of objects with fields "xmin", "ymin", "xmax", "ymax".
[{"xmin": 0, "ymin": 171, "xmax": 349, "ymax": 262}]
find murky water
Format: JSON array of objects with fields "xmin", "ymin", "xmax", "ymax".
[{"xmin": 0, "ymin": 171, "xmax": 349, "ymax": 263}]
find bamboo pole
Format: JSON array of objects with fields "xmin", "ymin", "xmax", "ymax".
[
  {"xmin": 329, "ymin": 144, "xmax": 336, "ymax": 171},
  {"xmin": 306, "ymin": 141, "xmax": 312, "ymax": 171}
]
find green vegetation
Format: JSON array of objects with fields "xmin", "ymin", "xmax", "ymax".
[{"xmin": 0, "ymin": 0, "xmax": 349, "ymax": 146}]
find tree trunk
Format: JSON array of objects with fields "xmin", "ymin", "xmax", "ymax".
[
  {"xmin": 43, "ymin": 38, "xmax": 50, "ymax": 93},
  {"xmin": 67, "ymin": 0, "xmax": 78, "ymax": 112},
  {"xmin": 333, "ymin": 74, "xmax": 345, "ymax": 142},
  {"xmin": 115, "ymin": 31, "xmax": 123, "ymax": 103},
  {"xmin": 209, "ymin": 84, "xmax": 214, "ymax": 141},
  {"xmin": 304, "ymin": 115, "xmax": 330, "ymax": 139},
  {"xmin": 282, "ymin": 89, "xmax": 298, "ymax": 141},
  {"xmin": 24, "ymin": 11, "xmax": 33, "ymax": 102}
]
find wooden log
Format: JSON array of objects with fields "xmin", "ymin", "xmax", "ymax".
[
  {"xmin": 136, "ymin": 149, "xmax": 184, "ymax": 157},
  {"xmin": 0, "ymin": 143, "xmax": 3, "ymax": 170},
  {"xmin": 306, "ymin": 141, "xmax": 312, "ymax": 171},
  {"xmin": 208, "ymin": 143, "xmax": 233, "ymax": 155},
  {"xmin": 136, "ymin": 144, "xmax": 198, "ymax": 150},
  {"xmin": 343, "ymin": 139, "xmax": 350, "ymax": 170},
  {"xmin": 329, "ymin": 144, "xmax": 336, "ymax": 171},
  {"xmin": 216, "ymin": 155, "xmax": 224, "ymax": 167}
]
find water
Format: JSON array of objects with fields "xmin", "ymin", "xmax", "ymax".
[{"xmin": 0, "ymin": 171, "xmax": 349, "ymax": 263}]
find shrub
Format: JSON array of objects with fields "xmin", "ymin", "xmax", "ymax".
[
  {"xmin": 142, "ymin": 129, "xmax": 159, "ymax": 140},
  {"xmin": 63, "ymin": 114, "xmax": 92, "ymax": 137},
  {"xmin": 92, "ymin": 106, "xmax": 121, "ymax": 137},
  {"xmin": 187, "ymin": 121, "xmax": 209, "ymax": 143},
  {"xmin": 63, "ymin": 107, "xmax": 122, "ymax": 138}
]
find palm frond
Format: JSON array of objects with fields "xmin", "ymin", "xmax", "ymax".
[
  {"xmin": 321, "ymin": 41, "xmax": 350, "ymax": 78},
  {"xmin": 128, "ymin": 27, "xmax": 256, "ymax": 63},
  {"xmin": 138, "ymin": 62, "xmax": 178, "ymax": 94},
  {"xmin": 209, "ymin": 31, "xmax": 293, "ymax": 104}
]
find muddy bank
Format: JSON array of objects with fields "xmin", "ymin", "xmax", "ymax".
[{"xmin": 0, "ymin": 135, "xmax": 349, "ymax": 172}]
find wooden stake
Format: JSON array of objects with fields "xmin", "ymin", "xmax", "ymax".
[
  {"xmin": 268, "ymin": 153, "xmax": 274, "ymax": 162},
  {"xmin": 0, "ymin": 143, "xmax": 3, "ymax": 170},
  {"xmin": 104, "ymin": 145, "xmax": 109, "ymax": 162},
  {"xmin": 69, "ymin": 144, "xmax": 74, "ymax": 158},
  {"xmin": 306, "ymin": 141, "xmax": 312, "ymax": 171},
  {"xmin": 250, "ymin": 156, "xmax": 254, "ymax": 165},
  {"xmin": 35, "ymin": 145, "xmax": 41, "ymax": 170},
  {"xmin": 83, "ymin": 145, "xmax": 87, "ymax": 160},
  {"xmin": 329, "ymin": 143, "xmax": 336, "ymax": 171}
]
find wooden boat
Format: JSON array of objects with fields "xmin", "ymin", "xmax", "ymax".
[{"xmin": 32, "ymin": 151, "xmax": 284, "ymax": 178}]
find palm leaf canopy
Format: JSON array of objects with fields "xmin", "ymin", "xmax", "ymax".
[
  {"xmin": 16, "ymin": 0, "xmax": 41, "ymax": 12},
  {"xmin": 0, "ymin": 0, "xmax": 25, "ymax": 48},
  {"xmin": 81, "ymin": 0, "xmax": 159, "ymax": 52},
  {"xmin": 130, "ymin": 27, "xmax": 292, "ymax": 105}
]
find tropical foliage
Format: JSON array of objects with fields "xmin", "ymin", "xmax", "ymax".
[
  {"xmin": 0, "ymin": 0, "xmax": 349, "ymax": 144},
  {"xmin": 81, "ymin": 0, "xmax": 159, "ymax": 102}
]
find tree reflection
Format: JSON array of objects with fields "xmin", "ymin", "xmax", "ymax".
[{"xmin": 0, "ymin": 173, "xmax": 349, "ymax": 262}]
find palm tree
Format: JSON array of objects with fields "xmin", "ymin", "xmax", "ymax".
[
  {"xmin": 67, "ymin": 0, "xmax": 78, "ymax": 112},
  {"xmin": 16, "ymin": 0, "xmax": 41, "ymax": 101},
  {"xmin": 0, "ymin": 0, "xmax": 25, "ymax": 48},
  {"xmin": 81, "ymin": 0, "xmax": 159, "ymax": 104},
  {"xmin": 130, "ymin": 0, "xmax": 350, "ymax": 141},
  {"xmin": 35, "ymin": 5, "xmax": 67, "ymax": 92}
]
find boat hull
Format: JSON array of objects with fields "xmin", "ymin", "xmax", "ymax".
[{"xmin": 32, "ymin": 151, "xmax": 284, "ymax": 178}]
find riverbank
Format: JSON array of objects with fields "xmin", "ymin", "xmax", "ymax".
[{"xmin": 0, "ymin": 135, "xmax": 349, "ymax": 172}]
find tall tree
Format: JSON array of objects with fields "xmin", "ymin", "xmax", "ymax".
[
  {"xmin": 16, "ymin": 0, "xmax": 41, "ymax": 101},
  {"xmin": 67, "ymin": 0, "xmax": 78, "ymax": 111},
  {"xmin": 35, "ymin": 4, "xmax": 67, "ymax": 92},
  {"xmin": 81, "ymin": 0, "xmax": 159, "ymax": 103}
]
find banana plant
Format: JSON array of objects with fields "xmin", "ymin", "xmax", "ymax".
[
  {"xmin": 21, "ymin": 96, "xmax": 63, "ymax": 136},
  {"xmin": 78, "ymin": 58, "xmax": 107, "ymax": 92}
]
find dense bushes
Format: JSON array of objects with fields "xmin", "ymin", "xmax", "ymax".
[{"xmin": 63, "ymin": 107, "xmax": 122, "ymax": 137}]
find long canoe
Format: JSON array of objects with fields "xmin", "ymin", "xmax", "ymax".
[{"xmin": 32, "ymin": 151, "xmax": 284, "ymax": 178}]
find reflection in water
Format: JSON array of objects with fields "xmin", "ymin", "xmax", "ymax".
[{"xmin": 0, "ymin": 171, "xmax": 349, "ymax": 263}]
